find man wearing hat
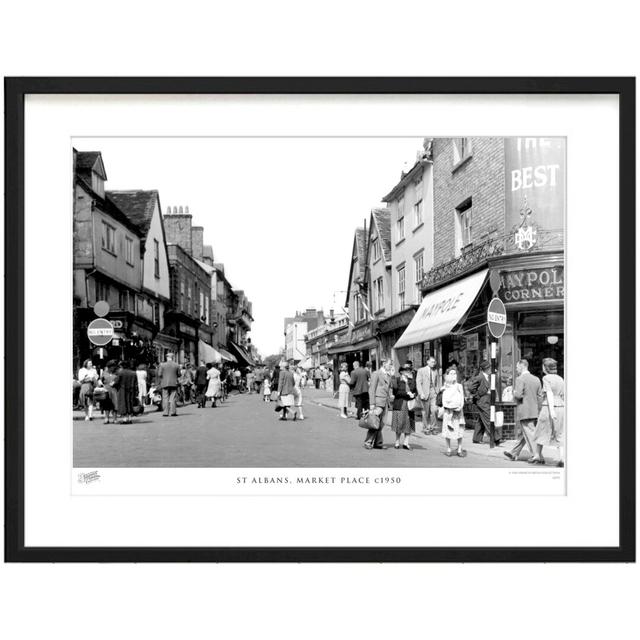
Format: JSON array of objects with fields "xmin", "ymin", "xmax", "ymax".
[{"xmin": 468, "ymin": 360, "xmax": 500, "ymax": 447}]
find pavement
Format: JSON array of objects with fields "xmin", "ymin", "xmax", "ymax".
[{"xmin": 73, "ymin": 386, "xmax": 560, "ymax": 468}]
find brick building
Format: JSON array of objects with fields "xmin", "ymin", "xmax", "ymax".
[{"xmin": 394, "ymin": 137, "xmax": 565, "ymax": 437}]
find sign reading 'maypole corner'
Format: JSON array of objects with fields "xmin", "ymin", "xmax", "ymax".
[
  {"xmin": 487, "ymin": 298, "xmax": 507, "ymax": 339},
  {"xmin": 87, "ymin": 318, "xmax": 114, "ymax": 346}
]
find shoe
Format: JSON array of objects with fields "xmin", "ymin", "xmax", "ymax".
[
  {"xmin": 340, "ymin": 414, "xmax": 347, "ymax": 419},
  {"xmin": 394, "ymin": 443, "xmax": 400, "ymax": 449},
  {"xmin": 279, "ymin": 417, "xmax": 287, "ymax": 421},
  {"xmin": 503, "ymin": 451, "xmax": 516, "ymax": 461},
  {"xmin": 293, "ymin": 415, "xmax": 297, "ymax": 422},
  {"xmin": 527, "ymin": 457, "xmax": 542, "ymax": 464},
  {"xmin": 162, "ymin": 414, "xmax": 169, "ymax": 417},
  {"xmin": 84, "ymin": 416, "xmax": 90, "ymax": 421},
  {"xmin": 373, "ymin": 445, "xmax": 385, "ymax": 450},
  {"xmin": 363, "ymin": 443, "xmax": 373, "ymax": 450},
  {"xmin": 457, "ymin": 449, "xmax": 467, "ymax": 457},
  {"xmin": 445, "ymin": 450, "xmax": 453, "ymax": 457},
  {"xmin": 403, "ymin": 443, "xmax": 412, "ymax": 451},
  {"xmin": 556, "ymin": 461, "xmax": 565, "ymax": 468}
]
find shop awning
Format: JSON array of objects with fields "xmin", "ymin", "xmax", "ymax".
[
  {"xmin": 198, "ymin": 340, "xmax": 222, "ymax": 364},
  {"xmin": 228, "ymin": 341, "xmax": 254, "ymax": 367},
  {"xmin": 327, "ymin": 337, "xmax": 378, "ymax": 356},
  {"xmin": 217, "ymin": 347, "xmax": 236, "ymax": 362},
  {"xmin": 394, "ymin": 269, "xmax": 489, "ymax": 349}
]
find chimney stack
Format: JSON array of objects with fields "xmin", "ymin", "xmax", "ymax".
[
  {"xmin": 163, "ymin": 205, "xmax": 193, "ymax": 255},
  {"xmin": 191, "ymin": 226, "xmax": 204, "ymax": 261}
]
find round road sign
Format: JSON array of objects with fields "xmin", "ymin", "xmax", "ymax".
[
  {"xmin": 87, "ymin": 318, "xmax": 114, "ymax": 346},
  {"xmin": 93, "ymin": 300, "xmax": 110, "ymax": 317},
  {"xmin": 487, "ymin": 297, "xmax": 507, "ymax": 339}
]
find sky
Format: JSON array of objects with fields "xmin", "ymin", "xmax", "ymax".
[{"xmin": 75, "ymin": 137, "xmax": 425, "ymax": 355}]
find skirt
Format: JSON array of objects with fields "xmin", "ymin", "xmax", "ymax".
[
  {"xmin": 280, "ymin": 393, "xmax": 294, "ymax": 407},
  {"xmin": 391, "ymin": 403, "xmax": 414, "ymax": 435},
  {"xmin": 79, "ymin": 382, "xmax": 94, "ymax": 407},
  {"xmin": 441, "ymin": 408, "xmax": 465, "ymax": 440},
  {"xmin": 338, "ymin": 383, "xmax": 350, "ymax": 409},
  {"xmin": 533, "ymin": 405, "xmax": 565, "ymax": 447}
]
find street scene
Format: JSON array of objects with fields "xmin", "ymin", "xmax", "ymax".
[{"xmin": 73, "ymin": 137, "xmax": 565, "ymax": 469}]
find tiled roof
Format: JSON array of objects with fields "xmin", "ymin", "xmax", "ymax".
[
  {"xmin": 106, "ymin": 190, "xmax": 159, "ymax": 237},
  {"xmin": 371, "ymin": 207, "xmax": 391, "ymax": 263},
  {"xmin": 74, "ymin": 175, "xmax": 143, "ymax": 236},
  {"xmin": 75, "ymin": 151, "xmax": 101, "ymax": 171}
]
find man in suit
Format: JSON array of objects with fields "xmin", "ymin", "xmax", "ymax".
[
  {"xmin": 350, "ymin": 360, "xmax": 370, "ymax": 420},
  {"xmin": 468, "ymin": 360, "xmax": 500, "ymax": 446},
  {"xmin": 277, "ymin": 361, "xmax": 296, "ymax": 421},
  {"xmin": 365, "ymin": 359, "xmax": 393, "ymax": 449},
  {"xmin": 416, "ymin": 356, "xmax": 442, "ymax": 435},
  {"xmin": 504, "ymin": 359, "xmax": 542, "ymax": 461},
  {"xmin": 194, "ymin": 360, "xmax": 208, "ymax": 408},
  {"xmin": 158, "ymin": 352, "xmax": 180, "ymax": 416}
]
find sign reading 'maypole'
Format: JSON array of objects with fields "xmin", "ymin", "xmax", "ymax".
[
  {"xmin": 87, "ymin": 318, "xmax": 114, "ymax": 346},
  {"xmin": 487, "ymin": 298, "xmax": 507, "ymax": 339}
]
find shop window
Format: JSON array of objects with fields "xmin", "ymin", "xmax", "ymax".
[{"xmin": 498, "ymin": 326, "xmax": 516, "ymax": 401}]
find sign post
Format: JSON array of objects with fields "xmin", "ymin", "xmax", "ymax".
[
  {"xmin": 87, "ymin": 318, "xmax": 114, "ymax": 347},
  {"xmin": 487, "ymin": 297, "xmax": 507, "ymax": 448}
]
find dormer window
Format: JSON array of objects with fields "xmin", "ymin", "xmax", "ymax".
[{"xmin": 92, "ymin": 172, "xmax": 105, "ymax": 198}]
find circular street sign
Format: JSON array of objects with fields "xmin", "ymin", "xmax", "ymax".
[
  {"xmin": 93, "ymin": 300, "xmax": 110, "ymax": 317},
  {"xmin": 487, "ymin": 297, "xmax": 507, "ymax": 339},
  {"xmin": 87, "ymin": 318, "xmax": 114, "ymax": 346}
]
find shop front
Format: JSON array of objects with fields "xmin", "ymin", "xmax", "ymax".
[{"xmin": 378, "ymin": 307, "xmax": 418, "ymax": 368}]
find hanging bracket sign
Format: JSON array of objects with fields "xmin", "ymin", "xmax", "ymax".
[{"xmin": 487, "ymin": 298, "xmax": 507, "ymax": 339}]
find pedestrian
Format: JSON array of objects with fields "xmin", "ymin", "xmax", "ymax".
[
  {"xmin": 300, "ymin": 368, "xmax": 308, "ymax": 389},
  {"xmin": 314, "ymin": 367, "xmax": 322, "ymax": 389},
  {"xmin": 182, "ymin": 363, "xmax": 194, "ymax": 403},
  {"xmin": 254, "ymin": 366, "xmax": 265, "ymax": 394},
  {"xmin": 529, "ymin": 358, "xmax": 565, "ymax": 467},
  {"xmin": 364, "ymin": 359, "xmax": 393, "ymax": 450},
  {"xmin": 271, "ymin": 366, "xmax": 281, "ymax": 402},
  {"xmin": 469, "ymin": 360, "xmax": 499, "ymax": 446},
  {"xmin": 391, "ymin": 363, "xmax": 417, "ymax": 450},
  {"xmin": 194, "ymin": 360, "xmax": 208, "ymax": 408},
  {"xmin": 78, "ymin": 358, "xmax": 99, "ymax": 421},
  {"xmin": 337, "ymin": 362, "xmax": 352, "ymax": 418},
  {"xmin": 277, "ymin": 361, "xmax": 296, "ymax": 421},
  {"xmin": 403, "ymin": 360, "xmax": 418, "ymax": 432},
  {"xmin": 441, "ymin": 367, "xmax": 467, "ymax": 457},
  {"xmin": 321, "ymin": 366, "xmax": 330, "ymax": 390},
  {"xmin": 113, "ymin": 360, "xmax": 138, "ymax": 424},
  {"xmin": 504, "ymin": 359, "xmax": 542, "ymax": 462},
  {"xmin": 291, "ymin": 366, "xmax": 304, "ymax": 421},
  {"xmin": 136, "ymin": 363, "xmax": 148, "ymax": 407},
  {"xmin": 158, "ymin": 352, "xmax": 180, "ymax": 417},
  {"xmin": 416, "ymin": 356, "xmax": 442, "ymax": 435},
  {"xmin": 246, "ymin": 367, "xmax": 255, "ymax": 394},
  {"xmin": 233, "ymin": 367, "xmax": 242, "ymax": 391},
  {"xmin": 205, "ymin": 363, "xmax": 222, "ymax": 408},
  {"xmin": 100, "ymin": 359, "xmax": 119, "ymax": 424},
  {"xmin": 349, "ymin": 361, "xmax": 370, "ymax": 420},
  {"xmin": 263, "ymin": 376, "xmax": 272, "ymax": 402}
]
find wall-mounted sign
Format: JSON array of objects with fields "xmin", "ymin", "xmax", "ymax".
[
  {"xmin": 505, "ymin": 138, "xmax": 565, "ymax": 247},
  {"xmin": 466, "ymin": 333, "xmax": 479, "ymax": 351},
  {"xmin": 499, "ymin": 266, "xmax": 564, "ymax": 304},
  {"xmin": 179, "ymin": 322, "xmax": 197, "ymax": 337},
  {"xmin": 111, "ymin": 319, "xmax": 124, "ymax": 329}
]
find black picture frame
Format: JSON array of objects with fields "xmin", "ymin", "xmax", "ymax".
[{"xmin": 4, "ymin": 77, "xmax": 635, "ymax": 563}]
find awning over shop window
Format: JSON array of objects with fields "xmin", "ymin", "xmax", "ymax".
[
  {"xmin": 198, "ymin": 340, "xmax": 222, "ymax": 364},
  {"xmin": 327, "ymin": 337, "xmax": 378, "ymax": 356},
  {"xmin": 394, "ymin": 269, "xmax": 489, "ymax": 349},
  {"xmin": 217, "ymin": 347, "xmax": 236, "ymax": 363},
  {"xmin": 228, "ymin": 341, "xmax": 254, "ymax": 367}
]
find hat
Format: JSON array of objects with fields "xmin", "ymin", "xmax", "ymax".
[{"xmin": 479, "ymin": 360, "xmax": 491, "ymax": 371}]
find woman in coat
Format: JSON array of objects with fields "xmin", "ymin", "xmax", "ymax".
[
  {"xmin": 441, "ymin": 367, "xmax": 467, "ymax": 457},
  {"xmin": 277, "ymin": 362, "xmax": 296, "ymax": 421},
  {"xmin": 205, "ymin": 363, "xmax": 222, "ymax": 408},
  {"xmin": 113, "ymin": 360, "xmax": 138, "ymax": 424},
  {"xmin": 391, "ymin": 363, "xmax": 417, "ymax": 450},
  {"xmin": 364, "ymin": 359, "xmax": 393, "ymax": 449},
  {"xmin": 529, "ymin": 358, "xmax": 565, "ymax": 467},
  {"xmin": 100, "ymin": 359, "xmax": 119, "ymax": 424},
  {"xmin": 77, "ymin": 359, "xmax": 99, "ymax": 421},
  {"xmin": 337, "ymin": 362, "xmax": 352, "ymax": 418}
]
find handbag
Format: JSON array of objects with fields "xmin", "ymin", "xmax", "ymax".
[
  {"xmin": 407, "ymin": 399, "xmax": 416, "ymax": 411},
  {"xmin": 358, "ymin": 411, "xmax": 371, "ymax": 429}
]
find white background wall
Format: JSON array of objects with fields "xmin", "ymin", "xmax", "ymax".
[{"xmin": 1, "ymin": 4, "xmax": 638, "ymax": 640}]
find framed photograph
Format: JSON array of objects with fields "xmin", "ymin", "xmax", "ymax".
[{"xmin": 4, "ymin": 77, "xmax": 635, "ymax": 562}]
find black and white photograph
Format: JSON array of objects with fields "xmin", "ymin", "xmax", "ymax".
[{"xmin": 72, "ymin": 135, "xmax": 566, "ymax": 473}]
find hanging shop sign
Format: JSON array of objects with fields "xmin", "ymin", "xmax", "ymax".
[
  {"xmin": 499, "ymin": 266, "xmax": 564, "ymax": 303},
  {"xmin": 505, "ymin": 138, "xmax": 565, "ymax": 248},
  {"xmin": 487, "ymin": 298, "xmax": 507, "ymax": 339}
]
